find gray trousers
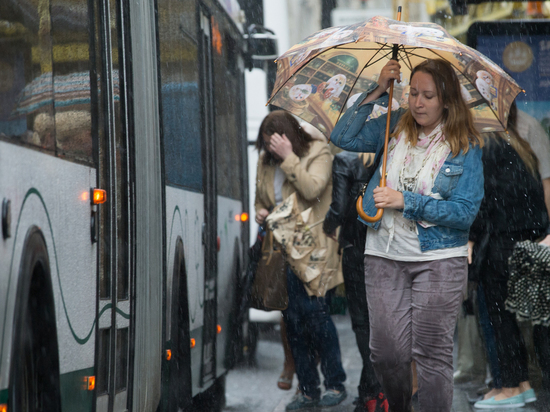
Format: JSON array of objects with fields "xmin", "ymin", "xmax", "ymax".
[{"xmin": 365, "ymin": 255, "xmax": 467, "ymax": 412}]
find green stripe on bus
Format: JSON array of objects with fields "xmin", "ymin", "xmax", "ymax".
[{"xmin": 6, "ymin": 188, "xmax": 130, "ymax": 348}]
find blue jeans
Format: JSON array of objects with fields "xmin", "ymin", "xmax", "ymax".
[{"xmin": 283, "ymin": 269, "xmax": 346, "ymax": 399}]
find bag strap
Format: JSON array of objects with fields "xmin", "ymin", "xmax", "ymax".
[{"xmin": 264, "ymin": 229, "xmax": 275, "ymax": 265}]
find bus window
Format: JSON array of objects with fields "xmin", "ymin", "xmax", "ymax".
[
  {"xmin": 158, "ymin": 0, "xmax": 203, "ymax": 192},
  {"xmin": 213, "ymin": 19, "xmax": 244, "ymax": 201},
  {"xmin": 0, "ymin": 0, "xmax": 55, "ymax": 152},
  {"xmin": 50, "ymin": 0, "xmax": 94, "ymax": 165}
]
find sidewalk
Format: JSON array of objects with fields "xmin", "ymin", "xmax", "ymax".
[{"xmin": 224, "ymin": 313, "xmax": 549, "ymax": 411}]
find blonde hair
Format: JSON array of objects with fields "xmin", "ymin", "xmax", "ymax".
[
  {"xmin": 359, "ymin": 153, "xmax": 375, "ymax": 167},
  {"xmin": 392, "ymin": 59, "xmax": 483, "ymax": 156}
]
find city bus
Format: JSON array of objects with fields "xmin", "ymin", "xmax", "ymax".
[{"xmin": 0, "ymin": 0, "xmax": 252, "ymax": 410}]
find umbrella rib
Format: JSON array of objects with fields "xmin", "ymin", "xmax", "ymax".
[
  {"xmin": 333, "ymin": 43, "xmax": 392, "ymax": 127},
  {"xmin": 398, "ymin": 46, "xmax": 414, "ymax": 72}
]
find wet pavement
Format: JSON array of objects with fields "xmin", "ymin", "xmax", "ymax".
[{"xmin": 224, "ymin": 314, "xmax": 549, "ymax": 412}]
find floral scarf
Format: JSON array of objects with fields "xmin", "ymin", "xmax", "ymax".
[{"xmin": 378, "ymin": 123, "xmax": 450, "ymax": 250}]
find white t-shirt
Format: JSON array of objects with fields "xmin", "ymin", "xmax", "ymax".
[
  {"xmin": 365, "ymin": 135, "xmax": 467, "ymax": 261},
  {"xmin": 274, "ymin": 166, "xmax": 285, "ymax": 205}
]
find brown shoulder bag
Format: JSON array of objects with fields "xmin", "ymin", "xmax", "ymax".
[{"xmin": 250, "ymin": 229, "xmax": 288, "ymax": 311}]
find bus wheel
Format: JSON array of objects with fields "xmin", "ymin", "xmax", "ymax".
[
  {"xmin": 9, "ymin": 228, "xmax": 61, "ymax": 412},
  {"xmin": 193, "ymin": 375, "xmax": 226, "ymax": 412},
  {"xmin": 166, "ymin": 238, "xmax": 192, "ymax": 411}
]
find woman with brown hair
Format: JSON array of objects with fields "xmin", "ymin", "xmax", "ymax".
[
  {"xmin": 254, "ymin": 111, "xmax": 347, "ymax": 411},
  {"xmin": 331, "ymin": 59, "xmax": 484, "ymax": 412}
]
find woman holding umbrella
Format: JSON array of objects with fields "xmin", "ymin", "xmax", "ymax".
[{"xmin": 331, "ymin": 58, "xmax": 484, "ymax": 412}]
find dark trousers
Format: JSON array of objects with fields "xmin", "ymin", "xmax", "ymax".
[
  {"xmin": 534, "ymin": 325, "xmax": 550, "ymax": 392},
  {"xmin": 477, "ymin": 283, "xmax": 502, "ymax": 388},
  {"xmin": 479, "ymin": 235, "xmax": 530, "ymax": 388},
  {"xmin": 342, "ymin": 245, "xmax": 381, "ymax": 399},
  {"xmin": 283, "ymin": 269, "xmax": 346, "ymax": 400}
]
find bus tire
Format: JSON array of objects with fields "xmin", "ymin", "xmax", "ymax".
[
  {"xmin": 9, "ymin": 227, "xmax": 61, "ymax": 412},
  {"xmin": 224, "ymin": 241, "xmax": 243, "ymax": 369},
  {"xmin": 167, "ymin": 238, "xmax": 192, "ymax": 411},
  {"xmin": 193, "ymin": 374, "xmax": 226, "ymax": 412}
]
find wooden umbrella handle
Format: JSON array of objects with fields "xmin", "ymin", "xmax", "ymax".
[
  {"xmin": 355, "ymin": 10, "xmax": 400, "ymax": 224},
  {"xmin": 356, "ymin": 71, "xmax": 395, "ymax": 223}
]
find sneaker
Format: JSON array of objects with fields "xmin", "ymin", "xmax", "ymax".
[
  {"xmin": 473, "ymin": 394, "xmax": 525, "ymax": 409},
  {"xmin": 319, "ymin": 389, "xmax": 347, "ymax": 407},
  {"xmin": 362, "ymin": 393, "xmax": 389, "ymax": 412},
  {"xmin": 372, "ymin": 392, "xmax": 389, "ymax": 412},
  {"xmin": 285, "ymin": 393, "xmax": 318, "ymax": 411},
  {"xmin": 522, "ymin": 388, "xmax": 537, "ymax": 403}
]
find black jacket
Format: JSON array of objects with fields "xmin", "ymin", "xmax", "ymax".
[
  {"xmin": 323, "ymin": 151, "xmax": 377, "ymax": 249},
  {"xmin": 469, "ymin": 137, "xmax": 549, "ymax": 241},
  {"xmin": 468, "ymin": 137, "xmax": 549, "ymax": 281}
]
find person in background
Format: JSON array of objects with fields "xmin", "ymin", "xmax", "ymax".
[
  {"xmin": 470, "ymin": 103, "xmax": 550, "ymax": 409},
  {"xmin": 323, "ymin": 151, "xmax": 388, "ymax": 412},
  {"xmin": 516, "ymin": 107, "xmax": 550, "ymax": 236},
  {"xmin": 330, "ymin": 58, "xmax": 484, "ymax": 412},
  {"xmin": 255, "ymin": 111, "xmax": 347, "ymax": 411}
]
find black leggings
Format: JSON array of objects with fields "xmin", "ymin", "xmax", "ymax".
[
  {"xmin": 479, "ymin": 232, "xmax": 543, "ymax": 388},
  {"xmin": 534, "ymin": 324, "xmax": 550, "ymax": 390}
]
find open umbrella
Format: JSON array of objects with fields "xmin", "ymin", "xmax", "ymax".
[
  {"xmin": 268, "ymin": 14, "xmax": 521, "ymax": 138},
  {"xmin": 268, "ymin": 10, "xmax": 522, "ymax": 222}
]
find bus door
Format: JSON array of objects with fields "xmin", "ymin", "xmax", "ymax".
[
  {"xmin": 198, "ymin": 9, "xmax": 219, "ymax": 388},
  {"xmin": 92, "ymin": 0, "xmax": 133, "ymax": 410}
]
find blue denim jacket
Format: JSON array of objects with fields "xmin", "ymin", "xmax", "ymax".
[{"xmin": 330, "ymin": 89, "xmax": 484, "ymax": 252}]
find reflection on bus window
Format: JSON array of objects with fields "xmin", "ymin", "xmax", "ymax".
[
  {"xmin": 0, "ymin": 0, "xmax": 55, "ymax": 150},
  {"xmin": 51, "ymin": 0, "xmax": 93, "ymax": 164},
  {"xmin": 213, "ymin": 18, "xmax": 243, "ymax": 201},
  {"xmin": 0, "ymin": 0, "xmax": 95, "ymax": 165},
  {"xmin": 158, "ymin": 0, "xmax": 203, "ymax": 192}
]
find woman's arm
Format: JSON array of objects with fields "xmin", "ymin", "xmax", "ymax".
[
  {"xmin": 254, "ymin": 156, "xmax": 271, "ymax": 214},
  {"xmin": 280, "ymin": 144, "xmax": 332, "ymax": 201},
  {"xmin": 402, "ymin": 146, "xmax": 485, "ymax": 231},
  {"xmin": 331, "ymin": 60, "xmax": 403, "ymax": 152}
]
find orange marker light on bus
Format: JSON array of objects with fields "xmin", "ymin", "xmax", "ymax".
[
  {"xmin": 85, "ymin": 375, "xmax": 95, "ymax": 391},
  {"xmin": 166, "ymin": 349, "xmax": 172, "ymax": 361},
  {"xmin": 217, "ymin": 324, "xmax": 222, "ymax": 334},
  {"xmin": 240, "ymin": 213, "xmax": 249, "ymax": 222},
  {"xmin": 234, "ymin": 214, "xmax": 240, "ymax": 221},
  {"xmin": 92, "ymin": 189, "xmax": 107, "ymax": 205},
  {"xmin": 190, "ymin": 338, "xmax": 196, "ymax": 348},
  {"xmin": 0, "ymin": 404, "xmax": 7, "ymax": 412}
]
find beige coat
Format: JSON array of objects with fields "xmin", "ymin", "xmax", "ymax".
[{"xmin": 255, "ymin": 140, "xmax": 343, "ymax": 296}]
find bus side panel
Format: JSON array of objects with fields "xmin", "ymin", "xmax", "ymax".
[
  {"xmin": 165, "ymin": 186, "xmax": 206, "ymax": 397},
  {"xmin": 215, "ymin": 196, "xmax": 243, "ymax": 377},
  {"xmin": 0, "ymin": 143, "xmax": 96, "ymax": 408},
  {"xmin": 128, "ymin": 0, "xmax": 164, "ymax": 409}
]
